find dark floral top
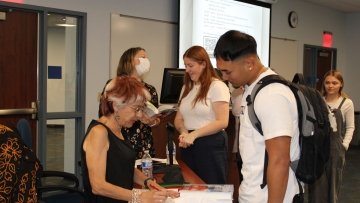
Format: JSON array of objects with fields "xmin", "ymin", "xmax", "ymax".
[{"xmin": 121, "ymin": 82, "xmax": 159, "ymax": 159}]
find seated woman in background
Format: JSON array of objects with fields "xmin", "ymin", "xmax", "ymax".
[
  {"xmin": 174, "ymin": 45, "xmax": 230, "ymax": 184},
  {"xmin": 82, "ymin": 76, "xmax": 179, "ymax": 202}
]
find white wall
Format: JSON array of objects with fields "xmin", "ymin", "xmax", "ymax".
[
  {"xmin": 24, "ymin": 0, "xmax": 178, "ymax": 126},
  {"xmin": 272, "ymin": 0, "xmax": 347, "ymax": 72},
  {"xmin": 271, "ymin": 0, "xmax": 358, "ymax": 110},
  {"xmin": 47, "ymin": 27, "xmax": 65, "ymax": 115},
  {"xmin": 23, "ymin": 0, "xmax": 359, "ymax": 124},
  {"xmin": 110, "ymin": 14, "xmax": 178, "ymax": 95},
  {"xmin": 345, "ymin": 13, "xmax": 360, "ymax": 111},
  {"xmin": 270, "ymin": 37, "xmax": 298, "ymax": 80}
]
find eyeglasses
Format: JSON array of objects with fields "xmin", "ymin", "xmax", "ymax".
[{"xmin": 128, "ymin": 105, "xmax": 145, "ymax": 113}]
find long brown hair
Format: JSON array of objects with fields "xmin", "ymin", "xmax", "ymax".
[
  {"xmin": 116, "ymin": 47, "xmax": 145, "ymax": 76},
  {"xmin": 321, "ymin": 70, "xmax": 347, "ymax": 98},
  {"xmin": 180, "ymin": 46, "xmax": 220, "ymax": 107}
]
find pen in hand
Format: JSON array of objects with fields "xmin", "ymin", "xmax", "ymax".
[
  {"xmin": 149, "ymin": 182, "xmax": 161, "ymax": 191},
  {"xmin": 149, "ymin": 182, "xmax": 180, "ymax": 198}
]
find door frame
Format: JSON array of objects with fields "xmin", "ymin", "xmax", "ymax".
[
  {"xmin": 303, "ymin": 44, "xmax": 337, "ymax": 88},
  {"xmin": 0, "ymin": 1, "xmax": 86, "ymax": 176}
]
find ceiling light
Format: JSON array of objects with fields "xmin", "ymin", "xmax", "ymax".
[
  {"xmin": 56, "ymin": 17, "xmax": 76, "ymax": 27},
  {"xmin": 55, "ymin": 23, "xmax": 76, "ymax": 27}
]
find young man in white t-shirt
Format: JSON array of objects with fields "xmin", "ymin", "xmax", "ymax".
[{"xmin": 214, "ymin": 30, "xmax": 301, "ymax": 203}]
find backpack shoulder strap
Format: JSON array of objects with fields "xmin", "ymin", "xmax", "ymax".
[
  {"xmin": 338, "ymin": 97, "xmax": 346, "ymax": 109},
  {"xmin": 247, "ymin": 74, "xmax": 290, "ymax": 135},
  {"xmin": 247, "ymin": 74, "xmax": 299, "ymax": 189}
]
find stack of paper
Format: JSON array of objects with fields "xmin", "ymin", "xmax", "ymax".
[{"xmin": 165, "ymin": 184, "xmax": 234, "ymax": 203}]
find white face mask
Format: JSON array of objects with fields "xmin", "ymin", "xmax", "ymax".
[{"xmin": 135, "ymin": 58, "xmax": 151, "ymax": 76}]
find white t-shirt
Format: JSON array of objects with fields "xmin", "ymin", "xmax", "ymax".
[
  {"xmin": 238, "ymin": 69, "xmax": 301, "ymax": 203},
  {"xmin": 179, "ymin": 79, "xmax": 230, "ymax": 130},
  {"xmin": 230, "ymin": 87, "xmax": 243, "ymax": 153}
]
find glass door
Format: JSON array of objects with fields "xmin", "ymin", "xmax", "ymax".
[
  {"xmin": 0, "ymin": 2, "xmax": 86, "ymax": 176},
  {"xmin": 42, "ymin": 12, "xmax": 86, "ymax": 174}
]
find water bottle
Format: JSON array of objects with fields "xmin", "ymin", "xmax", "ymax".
[
  {"xmin": 141, "ymin": 150, "xmax": 153, "ymax": 178},
  {"xmin": 166, "ymin": 141, "xmax": 176, "ymax": 165}
]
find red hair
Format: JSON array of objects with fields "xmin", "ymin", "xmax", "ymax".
[
  {"xmin": 180, "ymin": 46, "xmax": 220, "ymax": 106},
  {"xmin": 99, "ymin": 76, "xmax": 149, "ymax": 116}
]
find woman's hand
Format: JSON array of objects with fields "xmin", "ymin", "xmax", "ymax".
[
  {"xmin": 149, "ymin": 116, "xmax": 161, "ymax": 127},
  {"xmin": 140, "ymin": 114, "xmax": 161, "ymax": 127},
  {"xmin": 178, "ymin": 132, "xmax": 197, "ymax": 148},
  {"xmin": 231, "ymin": 85, "xmax": 244, "ymax": 97},
  {"xmin": 141, "ymin": 189, "xmax": 180, "ymax": 202},
  {"xmin": 146, "ymin": 179, "xmax": 180, "ymax": 199},
  {"xmin": 165, "ymin": 189, "xmax": 180, "ymax": 199},
  {"xmin": 141, "ymin": 190, "xmax": 168, "ymax": 203},
  {"xmin": 146, "ymin": 179, "xmax": 162, "ymax": 191},
  {"xmin": 178, "ymin": 133, "xmax": 188, "ymax": 148}
]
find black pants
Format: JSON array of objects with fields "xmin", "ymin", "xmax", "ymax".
[{"xmin": 180, "ymin": 130, "xmax": 228, "ymax": 184}]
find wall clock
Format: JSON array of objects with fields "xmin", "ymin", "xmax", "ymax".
[{"xmin": 288, "ymin": 11, "xmax": 298, "ymax": 28}]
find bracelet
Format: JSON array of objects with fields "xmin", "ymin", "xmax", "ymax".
[
  {"xmin": 129, "ymin": 189, "xmax": 147, "ymax": 203},
  {"xmin": 144, "ymin": 177, "xmax": 155, "ymax": 189}
]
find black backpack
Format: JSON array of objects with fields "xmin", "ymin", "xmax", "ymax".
[{"xmin": 246, "ymin": 73, "xmax": 331, "ymax": 186}]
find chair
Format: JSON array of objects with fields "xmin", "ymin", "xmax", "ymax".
[
  {"xmin": 0, "ymin": 123, "xmax": 40, "ymax": 202},
  {"xmin": 15, "ymin": 119, "xmax": 85, "ymax": 203},
  {"xmin": 37, "ymin": 170, "xmax": 85, "ymax": 203},
  {"xmin": 16, "ymin": 118, "xmax": 33, "ymax": 148}
]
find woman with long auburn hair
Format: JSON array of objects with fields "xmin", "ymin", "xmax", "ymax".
[{"xmin": 174, "ymin": 45, "xmax": 230, "ymax": 184}]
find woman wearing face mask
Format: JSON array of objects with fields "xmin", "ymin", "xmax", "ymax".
[{"xmin": 115, "ymin": 47, "xmax": 160, "ymax": 159}]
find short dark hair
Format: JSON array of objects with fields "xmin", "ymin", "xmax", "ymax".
[{"xmin": 214, "ymin": 30, "xmax": 257, "ymax": 61}]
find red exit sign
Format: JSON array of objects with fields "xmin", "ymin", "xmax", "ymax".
[{"xmin": 323, "ymin": 31, "xmax": 333, "ymax": 48}]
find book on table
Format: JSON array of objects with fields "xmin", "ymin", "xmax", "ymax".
[{"xmin": 165, "ymin": 184, "xmax": 234, "ymax": 203}]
